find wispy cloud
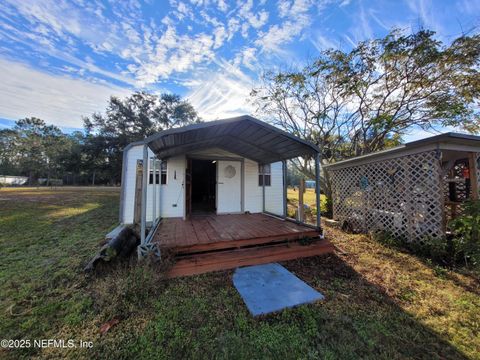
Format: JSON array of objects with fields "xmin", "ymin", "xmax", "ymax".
[
  {"xmin": 0, "ymin": 0, "xmax": 477, "ymax": 128},
  {"xmin": 255, "ymin": 0, "xmax": 315, "ymax": 54},
  {"xmin": 310, "ymin": 33, "xmax": 339, "ymax": 51},
  {"xmin": 0, "ymin": 58, "xmax": 130, "ymax": 127},
  {"xmin": 187, "ymin": 59, "xmax": 255, "ymax": 119},
  {"xmin": 404, "ymin": 0, "xmax": 443, "ymax": 33}
]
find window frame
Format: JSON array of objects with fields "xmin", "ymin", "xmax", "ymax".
[
  {"xmin": 149, "ymin": 159, "xmax": 167, "ymax": 185},
  {"xmin": 160, "ymin": 161, "xmax": 167, "ymax": 185},
  {"xmin": 258, "ymin": 163, "xmax": 271, "ymax": 187}
]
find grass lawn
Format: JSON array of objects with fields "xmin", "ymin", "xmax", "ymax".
[
  {"xmin": 1, "ymin": 187, "xmax": 479, "ymax": 359},
  {"xmin": 287, "ymin": 187, "xmax": 327, "ymax": 219}
]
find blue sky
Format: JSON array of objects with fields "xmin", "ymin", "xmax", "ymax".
[{"xmin": 0, "ymin": 0, "xmax": 479, "ymax": 139}]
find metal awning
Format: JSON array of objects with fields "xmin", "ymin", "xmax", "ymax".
[{"xmin": 144, "ymin": 115, "xmax": 319, "ymax": 163}]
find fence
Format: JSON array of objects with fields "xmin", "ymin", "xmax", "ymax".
[{"xmin": 328, "ymin": 151, "xmax": 445, "ymax": 242}]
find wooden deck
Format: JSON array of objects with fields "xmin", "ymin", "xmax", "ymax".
[{"xmin": 152, "ymin": 213, "xmax": 334, "ymax": 277}]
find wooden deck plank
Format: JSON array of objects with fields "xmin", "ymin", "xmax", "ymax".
[
  {"xmin": 190, "ymin": 218, "xmax": 211, "ymax": 244},
  {"xmin": 205, "ymin": 216, "xmax": 235, "ymax": 241},
  {"xmin": 173, "ymin": 230, "xmax": 320, "ymax": 254},
  {"xmin": 152, "ymin": 213, "xmax": 319, "ymax": 250}
]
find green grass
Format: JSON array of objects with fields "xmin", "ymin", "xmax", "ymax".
[
  {"xmin": 287, "ymin": 187, "xmax": 325, "ymax": 207},
  {"xmin": 1, "ymin": 187, "xmax": 479, "ymax": 359},
  {"xmin": 287, "ymin": 188, "xmax": 327, "ymax": 219}
]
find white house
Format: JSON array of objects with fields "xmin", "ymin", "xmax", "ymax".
[
  {"xmin": 117, "ymin": 115, "xmax": 330, "ymax": 273},
  {"xmin": 120, "ymin": 145, "xmax": 284, "ymax": 222},
  {"xmin": 119, "ymin": 115, "xmax": 322, "ymax": 225}
]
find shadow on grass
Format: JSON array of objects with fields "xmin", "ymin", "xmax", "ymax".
[
  {"xmin": 284, "ymin": 254, "xmax": 468, "ymax": 359},
  {"xmin": 85, "ymin": 253, "xmax": 470, "ymax": 359}
]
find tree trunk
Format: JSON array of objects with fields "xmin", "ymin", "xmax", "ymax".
[
  {"xmin": 92, "ymin": 170, "xmax": 96, "ymax": 186},
  {"xmin": 321, "ymin": 170, "xmax": 333, "ymax": 218}
]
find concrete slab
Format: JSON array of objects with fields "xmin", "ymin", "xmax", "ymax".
[{"xmin": 233, "ymin": 263, "xmax": 324, "ymax": 316}]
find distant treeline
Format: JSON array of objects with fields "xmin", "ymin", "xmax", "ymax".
[{"xmin": 0, "ymin": 92, "xmax": 200, "ymax": 186}]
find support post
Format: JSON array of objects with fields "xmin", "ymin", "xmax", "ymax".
[
  {"xmin": 315, "ymin": 152, "xmax": 321, "ymax": 230},
  {"xmin": 140, "ymin": 144, "xmax": 149, "ymax": 246},
  {"xmin": 282, "ymin": 159, "xmax": 287, "ymax": 218},
  {"xmin": 241, "ymin": 159, "xmax": 245, "ymax": 213},
  {"xmin": 158, "ymin": 159, "xmax": 162, "ymax": 218},
  {"xmin": 152, "ymin": 156, "xmax": 156, "ymax": 223},
  {"xmin": 298, "ymin": 178, "xmax": 305, "ymax": 222},
  {"xmin": 469, "ymin": 152, "xmax": 479, "ymax": 200},
  {"xmin": 262, "ymin": 164, "xmax": 266, "ymax": 212}
]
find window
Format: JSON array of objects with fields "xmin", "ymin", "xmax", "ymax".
[
  {"xmin": 160, "ymin": 161, "xmax": 167, "ymax": 185},
  {"xmin": 258, "ymin": 164, "xmax": 271, "ymax": 186},
  {"xmin": 149, "ymin": 160, "xmax": 167, "ymax": 185}
]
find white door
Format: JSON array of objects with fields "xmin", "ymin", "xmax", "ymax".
[{"xmin": 217, "ymin": 160, "xmax": 241, "ymax": 214}]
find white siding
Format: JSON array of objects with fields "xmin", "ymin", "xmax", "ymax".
[
  {"xmin": 121, "ymin": 144, "xmax": 185, "ymax": 224},
  {"xmin": 244, "ymin": 159, "xmax": 263, "ymax": 213},
  {"xmin": 265, "ymin": 162, "xmax": 284, "ymax": 215},
  {"xmin": 121, "ymin": 144, "xmax": 143, "ymax": 224},
  {"xmin": 121, "ymin": 145, "xmax": 284, "ymax": 223},
  {"xmin": 243, "ymin": 160, "xmax": 284, "ymax": 215}
]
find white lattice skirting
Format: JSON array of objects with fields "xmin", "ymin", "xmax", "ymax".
[{"xmin": 329, "ymin": 151, "xmax": 445, "ymax": 241}]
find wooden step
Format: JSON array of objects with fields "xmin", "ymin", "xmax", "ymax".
[
  {"xmin": 164, "ymin": 239, "xmax": 334, "ymax": 278},
  {"xmin": 169, "ymin": 230, "xmax": 321, "ymax": 254}
]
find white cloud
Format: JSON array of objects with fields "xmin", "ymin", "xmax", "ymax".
[
  {"xmin": 241, "ymin": 48, "xmax": 258, "ymax": 70},
  {"xmin": 249, "ymin": 10, "xmax": 269, "ymax": 29},
  {"xmin": 256, "ymin": 0, "xmax": 313, "ymax": 54},
  {"xmin": 213, "ymin": 25, "xmax": 227, "ymax": 48},
  {"xmin": 236, "ymin": 0, "xmax": 269, "ymax": 31},
  {"xmin": 176, "ymin": 1, "xmax": 193, "ymax": 19},
  {"xmin": 404, "ymin": 0, "xmax": 442, "ymax": 33},
  {"xmin": 278, "ymin": 0, "xmax": 292, "ymax": 18},
  {"xmin": 131, "ymin": 25, "xmax": 216, "ymax": 84},
  {"xmin": 311, "ymin": 33, "xmax": 338, "ymax": 51},
  {"xmin": 217, "ymin": 0, "xmax": 228, "ymax": 12},
  {"xmin": 227, "ymin": 17, "xmax": 240, "ymax": 40},
  {"xmin": 234, "ymin": 47, "xmax": 258, "ymax": 70},
  {"xmin": 0, "ymin": 58, "xmax": 130, "ymax": 128},
  {"xmin": 355, "ymin": 2, "xmax": 373, "ymax": 41},
  {"xmin": 255, "ymin": 19, "xmax": 309, "ymax": 54},
  {"xmin": 187, "ymin": 60, "xmax": 255, "ymax": 120}
]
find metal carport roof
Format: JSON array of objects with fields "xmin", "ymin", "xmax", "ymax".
[{"xmin": 144, "ymin": 115, "xmax": 319, "ymax": 163}]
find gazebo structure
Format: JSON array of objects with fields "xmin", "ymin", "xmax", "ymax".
[
  {"xmin": 119, "ymin": 115, "xmax": 333, "ymax": 276},
  {"xmin": 325, "ymin": 133, "xmax": 480, "ymax": 242}
]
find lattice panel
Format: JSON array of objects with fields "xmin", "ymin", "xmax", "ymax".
[{"xmin": 329, "ymin": 151, "xmax": 444, "ymax": 241}]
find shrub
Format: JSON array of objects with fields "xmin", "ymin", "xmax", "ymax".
[
  {"xmin": 407, "ymin": 236, "xmax": 448, "ymax": 263},
  {"xmin": 371, "ymin": 230, "xmax": 448, "ymax": 264},
  {"xmin": 449, "ymin": 200, "xmax": 480, "ymax": 267}
]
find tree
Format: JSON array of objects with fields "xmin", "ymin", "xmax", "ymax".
[
  {"xmin": 13, "ymin": 118, "xmax": 68, "ymax": 185},
  {"xmin": 84, "ymin": 91, "xmax": 200, "ymax": 184},
  {"xmin": 0, "ymin": 129, "xmax": 19, "ymax": 175},
  {"xmin": 1, "ymin": 119, "xmax": 81, "ymax": 184},
  {"xmin": 13, "ymin": 117, "xmax": 65, "ymax": 185},
  {"xmin": 251, "ymin": 29, "xmax": 480, "ymax": 214}
]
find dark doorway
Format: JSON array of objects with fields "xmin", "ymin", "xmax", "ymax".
[{"xmin": 191, "ymin": 159, "xmax": 217, "ymax": 215}]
